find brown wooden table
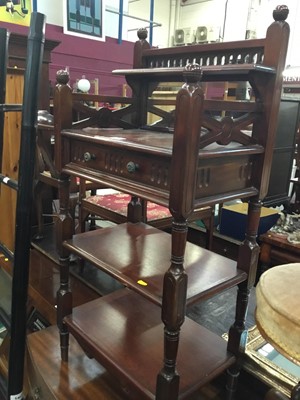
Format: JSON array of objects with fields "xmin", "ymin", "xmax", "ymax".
[{"xmin": 259, "ymin": 231, "xmax": 300, "ymax": 267}]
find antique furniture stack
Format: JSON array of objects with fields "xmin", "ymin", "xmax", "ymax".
[
  {"xmin": 49, "ymin": 6, "xmax": 290, "ymax": 400},
  {"xmin": 35, "ymin": 70, "xmax": 215, "ymax": 247}
]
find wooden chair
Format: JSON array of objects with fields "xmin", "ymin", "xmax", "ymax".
[
  {"xmin": 55, "ymin": 6, "xmax": 289, "ymax": 400},
  {"xmin": 256, "ymin": 263, "xmax": 300, "ymax": 400},
  {"xmin": 79, "ymin": 182, "xmax": 214, "ymax": 243},
  {"xmin": 35, "ymin": 109, "xmax": 102, "ymax": 240}
]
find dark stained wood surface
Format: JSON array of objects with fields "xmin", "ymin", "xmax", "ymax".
[
  {"xmin": 62, "ymin": 127, "xmax": 262, "ymax": 209},
  {"xmin": 64, "ymin": 222, "xmax": 246, "ymax": 306},
  {"xmin": 26, "ymin": 325, "xmax": 128, "ymax": 400},
  {"xmin": 113, "ymin": 64, "xmax": 276, "ymax": 83},
  {"xmin": 26, "ymin": 323, "xmax": 269, "ymax": 400},
  {"xmin": 28, "ymin": 249, "xmax": 100, "ymax": 326},
  {"xmin": 0, "ymin": 250, "xmax": 99, "ymax": 327},
  {"xmin": 138, "ymin": 37, "xmax": 266, "ymax": 66},
  {"xmin": 259, "ymin": 231, "xmax": 300, "ymax": 267},
  {"xmin": 64, "ymin": 288, "xmax": 235, "ymax": 400}
]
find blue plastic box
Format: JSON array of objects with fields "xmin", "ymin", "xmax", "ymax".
[{"xmin": 219, "ymin": 203, "xmax": 279, "ymax": 241}]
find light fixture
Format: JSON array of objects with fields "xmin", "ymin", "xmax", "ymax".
[{"xmin": 77, "ymin": 76, "xmax": 91, "ymax": 93}]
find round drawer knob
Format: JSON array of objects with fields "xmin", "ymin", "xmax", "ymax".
[
  {"xmin": 83, "ymin": 152, "xmax": 95, "ymax": 162},
  {"xmin": 126, "ymin": 161, "xmax": 139, "ymax": 173}
]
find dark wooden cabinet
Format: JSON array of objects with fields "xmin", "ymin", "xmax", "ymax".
[
  {"xmin": 7, "ymin": 32, "xmax": 60, "ymax": 110},
  {"xmin": 264, "ymin": 99, "xmax": 299, "ymax": 207},
  {"xmin": 259, "ymin": 231, "xmax": 300, "ymax": 267},
  {"xmin": 0, "ymin": 34, "xmax": 60, "ymax": 250}
]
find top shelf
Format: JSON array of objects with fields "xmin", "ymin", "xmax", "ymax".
[{"xmin": 113, "ymin": 64, "xmax": 276, "ymax": 82}]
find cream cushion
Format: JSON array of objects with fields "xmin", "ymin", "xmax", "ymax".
[{"xmin": 256, "ymin": 263, "xmax": 300, "ymax": 365}]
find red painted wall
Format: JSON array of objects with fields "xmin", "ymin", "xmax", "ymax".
[{"xmin": 1, "ymin": 21, "xmax": 135, "ymax": 96}]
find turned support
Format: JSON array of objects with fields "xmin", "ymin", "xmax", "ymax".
[
  {"xmin": 156, "ymin": 221, "xmax": 188, "ymax": 400},
  {"xmin": 226, "ymin": 198, "xmax": 262, "ymax": 397}
]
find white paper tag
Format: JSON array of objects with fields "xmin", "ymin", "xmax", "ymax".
[{"xmin": 10, "ymin": 393, "xmax": 23, "ymax": 400}]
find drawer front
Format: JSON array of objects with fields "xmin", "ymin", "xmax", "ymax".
[
  {"xmin": 66, "ymin": 139, "xmax": 258, "ymax": 203},
  {"xmin": 69, "ymin": 140, "xmax": 172, "ymax": 191},
  {"xmin": 195, "ymin": 154, "xmax": 255, "ymax": 199}
]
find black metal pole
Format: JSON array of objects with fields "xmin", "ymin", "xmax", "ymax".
[
  {"xmin": 0, "ymin": 28, "xmax": 9, "ymax": 185},
  {"xmin": 7, "ymin": 12, "xmax": 46, "ymax": 400}
]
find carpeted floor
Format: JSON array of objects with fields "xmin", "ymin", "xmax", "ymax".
[{"xmin": 187, "ymin": 286, "xmax": 256, "ymax": 337}]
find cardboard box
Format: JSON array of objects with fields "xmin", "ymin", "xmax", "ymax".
[{"xmin": 219, "ymin": 203, "xmax": 279, "ymax": 241}]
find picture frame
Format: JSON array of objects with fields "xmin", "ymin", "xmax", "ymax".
[
  {"xmin": 0, "ymin": 0, "xmax": 32, "ymax": 26},
  {"xmin": 236, "ymin": 326, "xmax": 300, "ymax": 397},
  {"xmin": 63, "ymin": 0, "xmax": 105, "ymax": 42}
]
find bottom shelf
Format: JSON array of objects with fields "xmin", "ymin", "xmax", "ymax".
[
  {"xmin": 26, "ymin": 326, "xmax": 128, "ymax": 400},
  {"xmin": 64, "ymin": 288, "xmax": 236, "ymax": 400}
]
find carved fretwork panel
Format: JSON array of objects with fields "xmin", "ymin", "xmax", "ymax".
[
  {"xmin": 200, "ymin": 112, "xmax": 260, "ymax": 148},
  {"xmin": 143, "ymin": 44, "xmax": 265, "ymax": 70},
  {"xmin": 72, "ymin": 101, "xmax": 136, "ymax": 130}
]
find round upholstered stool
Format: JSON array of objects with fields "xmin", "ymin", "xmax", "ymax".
[{"xmin": 256, "ymin": 263, "xmax": 300, "ymax": 400}]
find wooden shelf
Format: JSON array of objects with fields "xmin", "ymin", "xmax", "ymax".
[
  {"xmin": 26, "ymin": 325, "xmax": 128, "ymax": 400},
  {"xmin": 28, "ymin": 249, "xmax": 100, "ymax": 326},
  {"xmin": 64, "ymin": 288, "xmax": 235, "ymax": 400},
  {"xmin": 113, "ymin": 64, "xmax": 276, "ymax": 83},
  {"xmin": 63, "ymin": 222, "xmax": 247, "ymax": 307}
]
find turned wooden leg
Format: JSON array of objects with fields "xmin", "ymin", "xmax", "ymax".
[
  {"xmin": 226, "ymin": 199, "xmax": 262, "ymax": 398},
  {"xmin": 156, "ymin": 221, "xmax": 188, "ymax": 400},
  {"xmin": 56, "ymin": 255, "xmax": 72, "ymax": 362},
  {"xmin": 140, "ymin": 198, "xmax": 147, "ymax": 222},
  {"xmin": 226, "ymin": 282, "xmax": 250, "ymax": 399},
  {"xmin": 127, "ymin": 196, "xmax": 143, "ymax": 223},
  {"xmin": 33, "ymin": 180, "xmax": 48, "ymax": 240},
  {"xmin": 79, "ymin": 207, "xmax": 91, "ymax": 233},
  {"xmin": 87, "ymin": 189, "xmax": 97, "ymax": 230},
  {"xmin": 202, "ymin": 207, "xmax": 215, "ymax": 250},
  {"xmin": 55, "ymin": 176, "xmax": 73, "ymax": 362}
]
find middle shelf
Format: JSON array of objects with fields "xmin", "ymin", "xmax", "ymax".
[{"xmin": 63, "ymin": 222, "xmax": 247, "ymax": 307}]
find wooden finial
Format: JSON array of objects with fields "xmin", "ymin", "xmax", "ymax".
[
  {"xmin": 183, "ymin": 63, "xmax": 202, "ymax": 86},
  {"xmin": 137, "ymin": 28, "xmax": 148, "ymax": 41},
  {"xmin": 133, "ymin": 28, "xmax": 150, "ymax": 68},
  {"xmin": 273, "ymin": 5, "xmax": 289, "ymax": 22},
  {"xmin": 56, "ymin": 69, "xmax": 70, "ymax": 85}
]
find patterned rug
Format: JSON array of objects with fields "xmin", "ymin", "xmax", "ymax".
[
  {"xmin": 187, "ymin": 286, "xmax": 256, "ymax": 337},
  {"xmin": 85, "ymin": 192, "xmax": 171, "ymax": 221}
]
